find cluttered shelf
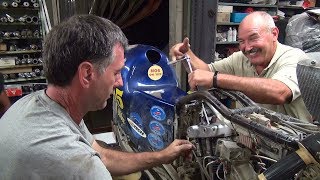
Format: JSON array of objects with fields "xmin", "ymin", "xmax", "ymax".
[
  {"xmin": 215, "ymin": 1, "xmax": 279, "ymax": 59},
  {"xmin": 0, "ymin": 0, "xmax": 46, "ymax": 102}
]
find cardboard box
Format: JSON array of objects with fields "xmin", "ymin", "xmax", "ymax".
[
  {"xmin": 0, "ymin": 43, "xmax": 7, "ymax": 51},
  {"xmin": 217, "ymin": 12, "xmax": 230, "ymax": 23},
  {"xmin": 0, "ymin": 57, "xmax": 16, "ymax": 67},
  {"xmin": 218, "ymin": 5, "xmax": 233, "ymax": 13}
]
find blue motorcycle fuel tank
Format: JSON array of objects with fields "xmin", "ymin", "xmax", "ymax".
[{"xmin": 113, "ymin": 44, "xmax": 186, "ymax": 151}]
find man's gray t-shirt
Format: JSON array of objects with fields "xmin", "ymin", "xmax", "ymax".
[{"xmin": 0, "ymin": 90, "xmax": 112, "ymax": 179}]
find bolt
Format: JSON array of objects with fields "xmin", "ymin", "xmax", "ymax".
[{"xmin": 311, "ymin": 61, "xmax": 316, "ymax": 65}]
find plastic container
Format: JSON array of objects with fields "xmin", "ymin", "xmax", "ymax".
[
  {"xmin": 227, "ymin": 27, "xmax": 233, "ymax": 42},
  {"xmin": 232, "ymin": 28, "xmax": 237, "ymax": 42},
  {"xmin": 231, "ymin": 13, "xmax": 248, "ymax": 23}
]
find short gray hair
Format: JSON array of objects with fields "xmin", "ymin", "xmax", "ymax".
[
  {"xmin": 43, "ymin": 15, "xmax": 128, "ymax": 86},
  {"xmin": 253, "ymin": 11, "xmax": 276, "ymax": 31}
]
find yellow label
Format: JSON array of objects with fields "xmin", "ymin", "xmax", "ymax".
[
  {"xmin": 115, "ymin": 88, "xmax": 125, "ymax": 124},
  {"xmin": 148, "ymin": 65, "xmax": 163, "ymax": 81},
  {"xmin": 115, "ymin": 88, "xmax": 124, "ymax": 109}
]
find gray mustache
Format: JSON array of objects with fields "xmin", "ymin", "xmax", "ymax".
[{"xmin": 243, "ymin": 48, "xmax": 260, "ymax": 55}]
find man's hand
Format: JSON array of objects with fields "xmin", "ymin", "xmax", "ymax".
[
  {"xmin": 188, "ymin": 69, "xmax": 214, "ymax": 90},
  {"xmin": 159, "ymin": 139, "xmax": 194, "ymax": 164},
  {"xmin": 170, "ymin": 37, "xmax": 191, "ymax": 60},
  {"xmin": 93, "ymin": 139, "xmax": 194, "ymax": 175}
]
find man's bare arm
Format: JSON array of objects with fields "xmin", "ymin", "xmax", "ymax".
[
  {"xmin": 188, "ymin": 70, "xmax": 292, "ymax": 104},
  {"xmin": 92, "ymin": 139, "xmax": 193, "ymax": 176},
  {"xmin": 217, "ymin": 73, "xmax": 292, "ymax": 104}
]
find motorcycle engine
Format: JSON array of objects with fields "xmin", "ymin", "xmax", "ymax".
[
  {"xmin": 113, "ymin": 45, "xmax": 320, "ymax": 180},
  {"xmin": 174, "ymin": 89, "xmax": 320, "ymax": 180}
]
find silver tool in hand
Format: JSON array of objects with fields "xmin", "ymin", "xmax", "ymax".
[{"xmin": 168, "ymin": 54, "xmax": 192, "ymax": 73}]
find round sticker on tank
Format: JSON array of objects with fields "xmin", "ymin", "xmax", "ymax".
[
  {"xmin": 150, "ymin": 106, "xmax": 166, "ymax": 121},
  {"xmin": 149, "ymin": 121, "xmax": 165, "ymax": 136},
  {"xmin": 147, "ymin": 133, "xmax": 164, "ymax": 150},
  {"xmin": 148, "ymin": 65, "xmax": 163, "ymax": 80},
  {"xmin": 128, "ymin": 112, "xmax": 146, "ymax": 138}
]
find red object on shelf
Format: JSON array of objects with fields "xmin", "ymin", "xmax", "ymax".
[
  {"xmin": 5, "ymin": 87, "xmax": 22, "ymax": 97},
  {"xmin": 245, "ymin": 7, "xmax": 254, "ymax": 13}
]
